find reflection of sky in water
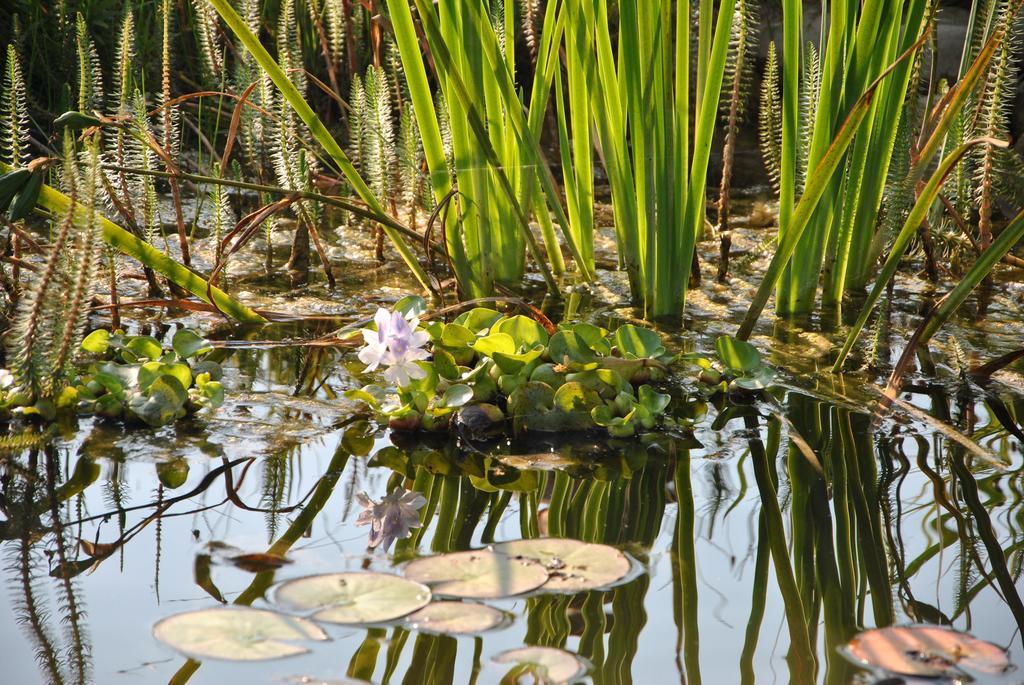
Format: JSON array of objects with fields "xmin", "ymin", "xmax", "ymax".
[{"xmin": 0, "ymin": 337, "xmax": 1022, "ymax": 685}]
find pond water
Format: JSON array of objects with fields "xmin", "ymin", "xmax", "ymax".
[{"xmin": 1, "ymin": 224, "xmax": 1023, "ymax": 685}]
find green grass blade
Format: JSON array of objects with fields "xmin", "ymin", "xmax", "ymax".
[{"xmin": 736, "ymin": 33, "xmax": 927, "ymax": 340}]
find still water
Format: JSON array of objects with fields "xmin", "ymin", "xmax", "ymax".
[{"xmin": 1, "ymin": 279, "xmax": 1023, "ymax": 684}]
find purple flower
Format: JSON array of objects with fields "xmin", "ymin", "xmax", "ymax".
[
  {"xmin": 357, "ymin": 307, "xmax": 431, "ymax": 388},
  {"xmin": 355, "ymin": 489, "xmax": 427, "ymax": 551}
]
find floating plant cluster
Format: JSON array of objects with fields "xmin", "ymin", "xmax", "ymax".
[
  {"xmin": 346, "ymin": 300, "xmax": 677, "ymax": 439},
  {"xmin": 154, "ymin": 538, "xmax": 630, "ymax": 682},
  {"xmin": 0, "ymin": 328, "xmax": 223, "ymax": 426}
]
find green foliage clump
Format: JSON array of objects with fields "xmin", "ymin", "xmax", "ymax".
[
  {"xmin": 72, "ymin": 329, "xmax": 225, "ymax": 426},
  {"xmin": 692, "ymin": 336, "xmax": 776, "ymax": 394},
  {"xmin": 346, "ymin": 301, "xmax": 677, "ymax": 439}
]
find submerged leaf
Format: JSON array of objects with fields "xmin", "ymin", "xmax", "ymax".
[
  {"xmin": 274, "ymin": 572, "xmax": 431, "ymax": 624},
  {"xmin": 493, "ymin": 646, "xmax": 589, "ymax": 684},
  {"xmin": 843, "ymin": 625, "xmax": 1009, "ymax": 678},
  {"xmin": 493, "ymin": 538, "xmax": 633, "ymax": 592},
  {"xmin": 406, "ymin": 601, "xmax": 507, "ymax": 634},
  {"xmin": 403, "ymin": 549, "xmax": 549, "ymax": 599},
  {"xmin": 153, "ymin": 607, "xmax": 327, "ymax": 661}
]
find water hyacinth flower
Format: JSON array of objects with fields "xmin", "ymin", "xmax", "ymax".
[
  {"xmin": 355, "ymin": 489, "xmax": 427, "ymax": 551},
  {"xmin": 358, "ymin": 307, "xmax": 431, "ymax": 387}
]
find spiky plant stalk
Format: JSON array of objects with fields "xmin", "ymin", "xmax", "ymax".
[
  {"xmin": 758, "ymin": 43, "xmax": 782, "ymax": 195},
  {"xmin": 161, "ymin": 0, "xmax": 190, "ymax": 267},
  {"xmin": 9, "ymin": 136, "xmax": 102, "ymax": 399},
  {"xmin": 716, "ymin": 0, "xmax": 758, "ymax": 283},
  {"xmin": 974, "ymin": 3, "xmax": 1021, "ymax": 252},
  {"xmin": 192, "ymin": 0, "xmax": 224, "ymax": 85},
  {"xmin": 2, "ymin": 42, "xmax": 30, "ymax": 299},
  {"xmin": 796, "ymin": 43, "xmax": 820, "ymax": 194},
  {"xmin": 0, "ymin": 44, "xmax": 29, "ymax": 168}
]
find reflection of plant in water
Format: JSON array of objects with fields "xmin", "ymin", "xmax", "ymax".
[{"xmin": 2, "ymin": 446, "xmax": 93, "ymax": 685}]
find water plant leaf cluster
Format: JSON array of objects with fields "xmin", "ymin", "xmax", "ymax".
[
  {"xmin": 691, "ymin": 335, "xmax": 776, "ymax": 394},
  {"xmin": 1, "ymin": 328, "xmax": 226, "ymax": 427},
  {"xmin": 347, "ymin": 305, "xmax": 675, "ymax": 439}
]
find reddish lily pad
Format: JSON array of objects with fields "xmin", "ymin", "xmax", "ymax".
[{"xmin": 843, "ymin": 625, "xmax": 1009, "ymax": 678}]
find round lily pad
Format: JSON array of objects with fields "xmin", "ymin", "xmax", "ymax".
[
  {"xmin": 153, "ymin": 607, "xmax": 327, "ymax": 661},
  {"xmin": 492, "ymin": 646, "xmax": 589, "ymax": 684},
  {"xmin": 403, "ymin": 549, "xmax": 549, "ymax": 599},
  {"xmin": 843, "ymin": 625, "xmax": 1009, "ymax": 677},
  {"xmin": 406, "ymin": 601, "xmax": 508, "ymax": 635},
  {"xmin": 274, "ymin": 572, "xmax": 431, "ymax": 624},
  {"xmin": 492, "ymin": 538, "xmax": 633, "ymax": 592}
]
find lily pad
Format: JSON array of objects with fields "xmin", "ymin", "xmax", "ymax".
[
  {"xmin": 493, "ymin": 538, "xmax": 633, "ymax": 592},
  {"xmin": 406, "ymin": 601, "xmax": 508, "ymax": 634},
  {"xmin": 492, "ymin": 646, "xmax": 589, "ymax": 684},
  {"xmin": 843, "ymin": 625, "xmax": 1009, "ymax": 678},
  {"xmin": 153, "ymin": 607, "xmax": 327, "ymax": 661},
  {"xmin": 274, "ymin": 572, "xmax": 431, "ymax": 624},
  {"xmin": 403, "ymin": 549, "xmax": 550, "ymax": 599}
]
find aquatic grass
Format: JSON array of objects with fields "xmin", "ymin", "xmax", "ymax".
[
  {"xmin": 386, "ymin": 0, "xmax": 581, "ymax": 296},
  {"xmin": 736, "ymin": 32, "xmax": 928, "ymax": 340},
  {"xmin": 563, "ymin": 0, "xmax": 737, "ymax": 317},
  {"xmin": 769, "ymin": 0, "xmax": 930, "ymax": 315},
  {"xmin": 0, "ymin": 159, "xmax": 265, "ymax": 324}
]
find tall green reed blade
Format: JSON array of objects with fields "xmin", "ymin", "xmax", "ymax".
[
  {"xmin": 407, "ymin": 0, "xmax": 578, "ymax": 288},
  {"xmin": 567, "ymin": 0, "xmax": 734, "ymax": 317},
  {"xmin": 777, "ymin": 0, "xmax": 929, "ymax": 315},
  {"xmin": 206, "ymin": 0, "xmax": 432, "ymax": 293},
  {"xmin": 832, "ymin": 137, "xmax": 1005, "ymax": 370},
  {"xmin": 736, "ymin": 33, "xmax": 927, "ymax": 340},
  {"xmin": 383, "ymin": 0, "xmax": 469, "ymax": 287},
  {"xmin": 0, "ymin": 160, "xmax": 265, "ymax": 324}
]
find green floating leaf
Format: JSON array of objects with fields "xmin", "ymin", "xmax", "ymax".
[
  {"xmin": 153, "ymin": 607, "xmax": 327, "ymax": 661},
  {"xmin": 440, "ymin": 384, "xmax": 474, "ymax": 409},
  {"xmin": 453, "ymin": 307, "xmax": 503, "ymax": 333},
  {"xmin": 492, "ymin": 646, "xmax": 589, "ymax": 684},
  {"xmin": 172, "ymin": 329, "xmax": 213, "ymax": 359},
  {"xmin": 715, "ymin": 336, "xmax": 762, "ymax": 374},
  {"xmin": 547, "ymin": 331, "xmax": 598, "ymax": 365},
  {"xmin": 274, "ymin": 572, "xmax": 431, "ymax": 624},
  {"xmin": 128, "ymin": 376, "xmax": 188, "ymax": 427},
  {"xmin": 394, "ymin": 294, "xmax": 428, "ymax": 318},
  {"xmin": 406, "ymin": 601, "xmax": 507, "ymax": 635},
  {"xmin": 473, "ymin": 332, "xmax": 516, "ymax": 358},
  {"xmin": 613, "ymin": 324, "xmax": 666, "ymax": 360},
  {"xmin": 403, "ymin": 549, "xmax": 550, "ymax": 599},
  {"xmin": 81, "ymin": 329, "xmax": 110, "ymax": 354},
  {"xmin": 492, "ymin": 315, "xmax": 550, "ymax": 349},
  {"xmin": 440, "ymin": 323, "xmax": 477, "ymax": 348},
  {"xmin": 493, "ymin": 538, "xmax": 633, "ymax": 592},
  {"xmin": 125, "ymin": 335, "xmax": 164, "ymax": 361}
]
